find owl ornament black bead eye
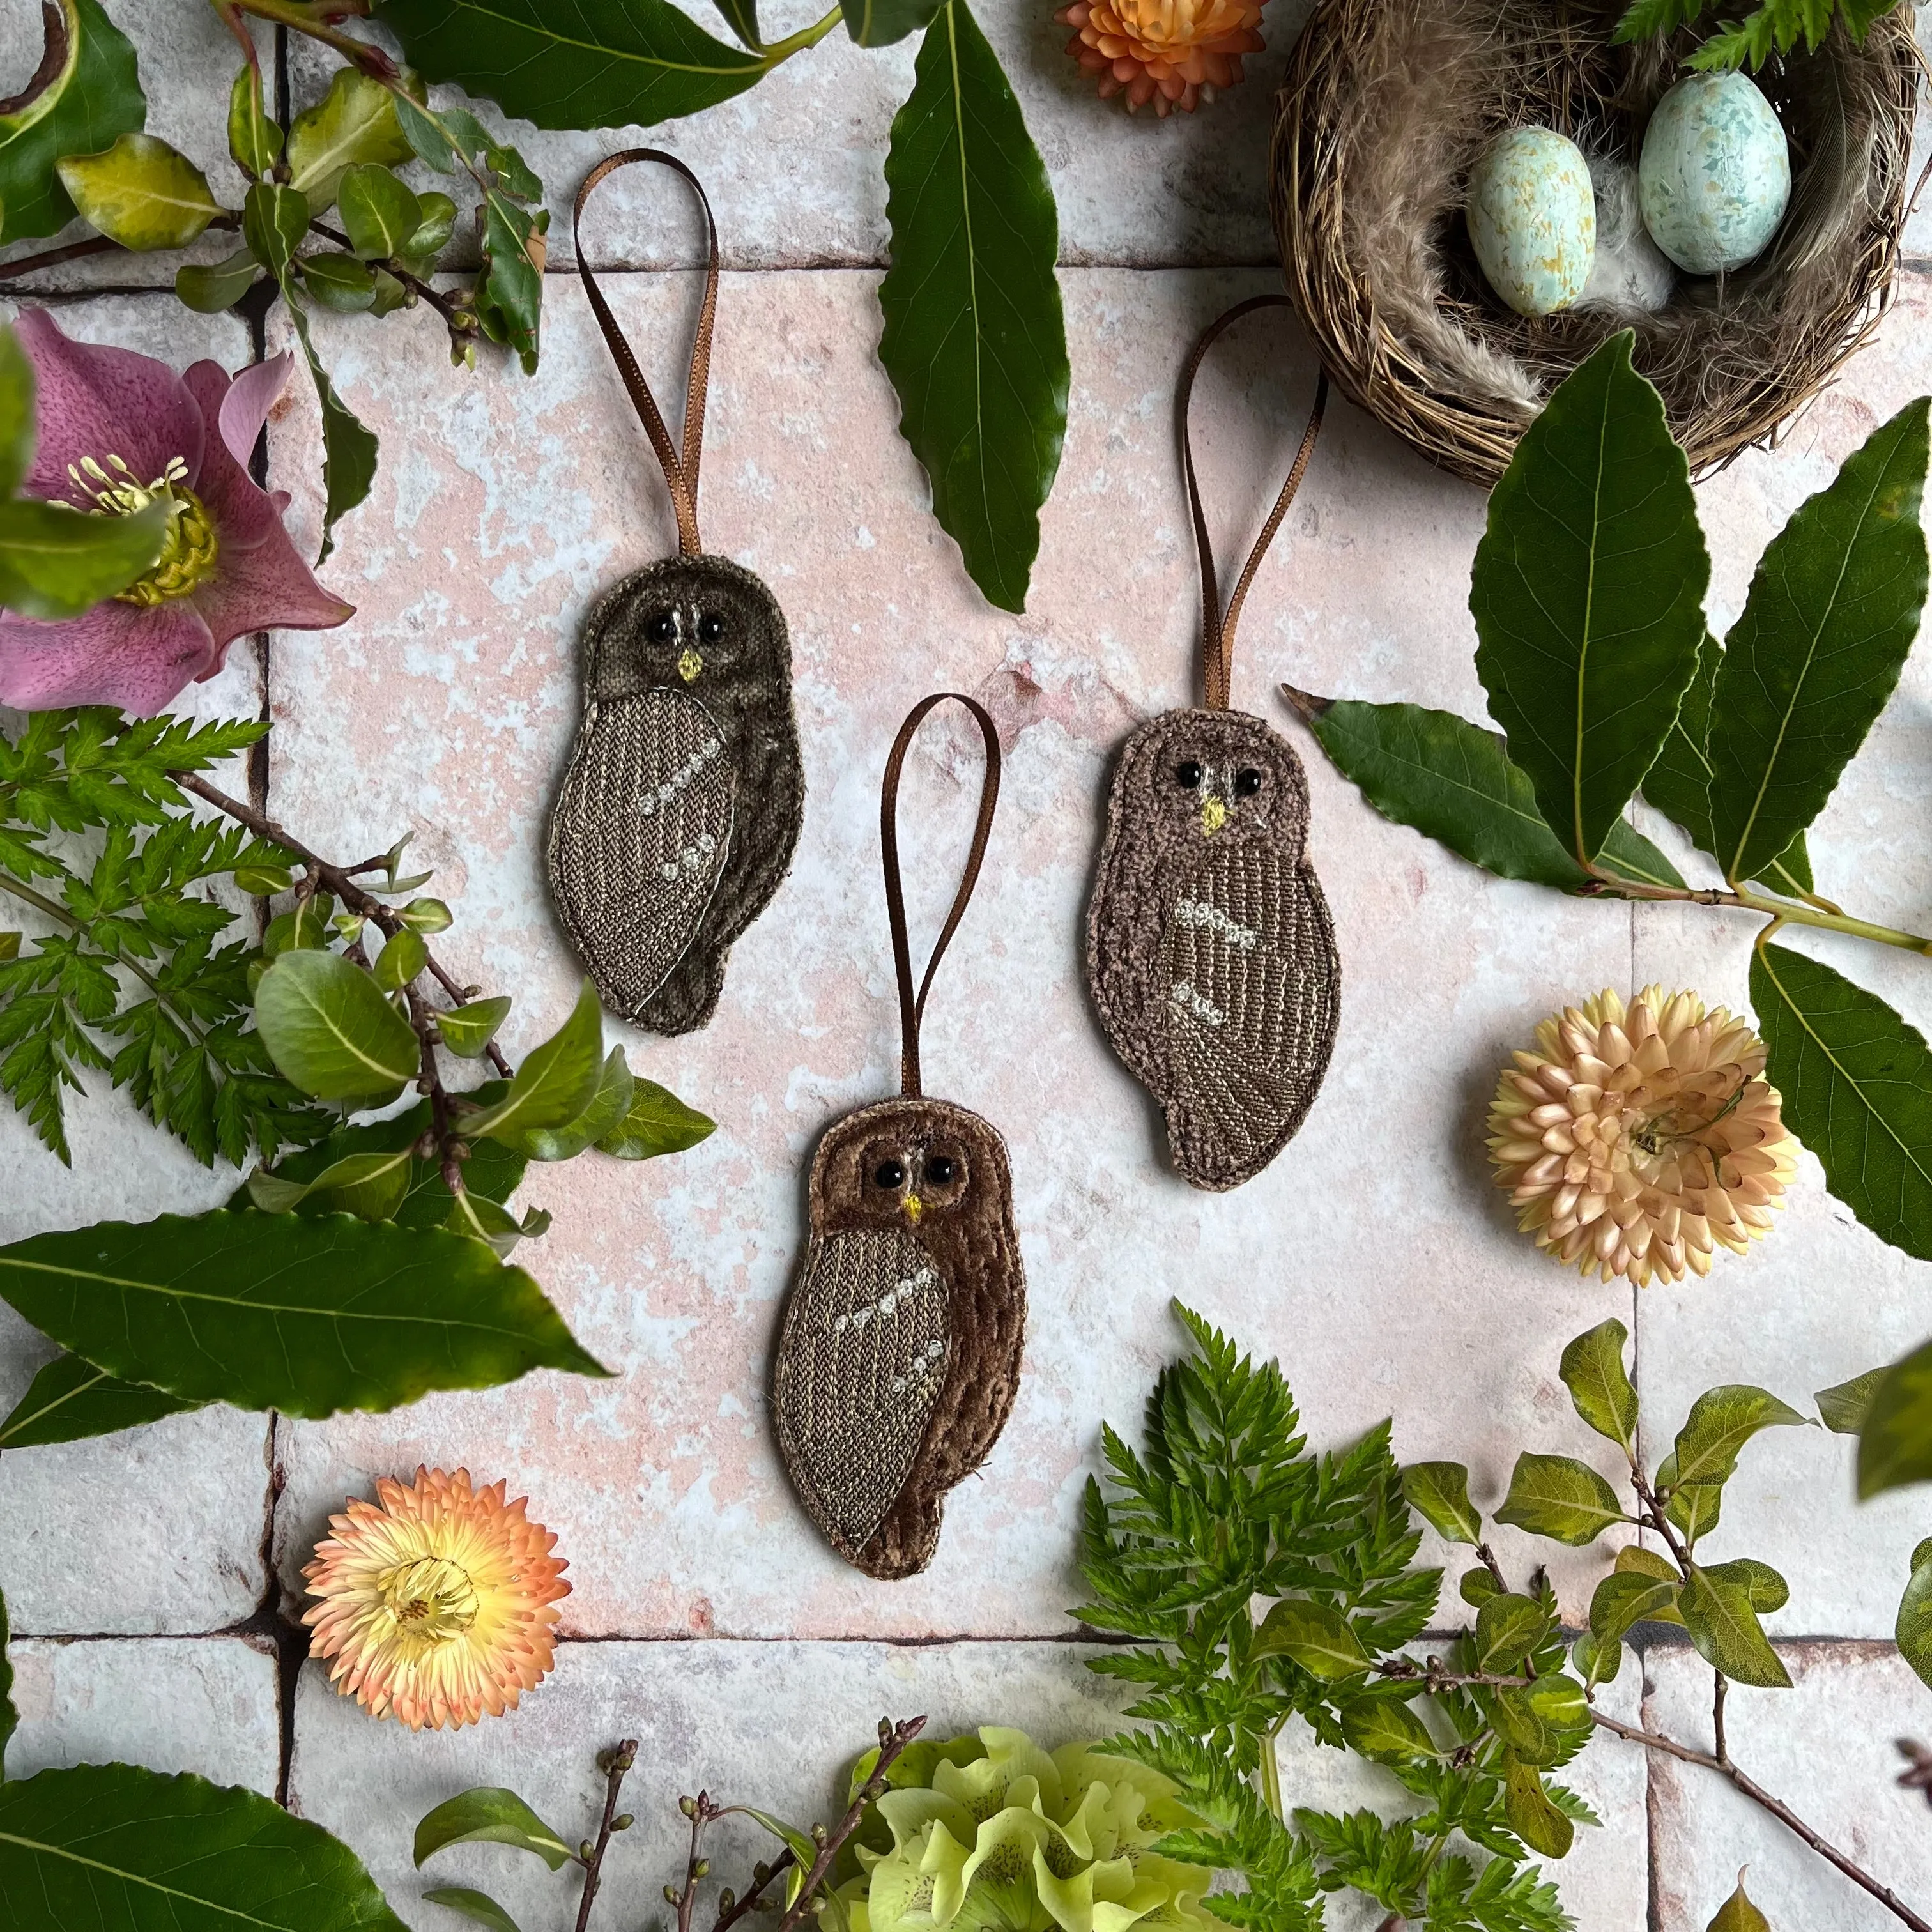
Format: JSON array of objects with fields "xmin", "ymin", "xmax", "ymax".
[
  {"xmin": 1085, "ymin": 297, "xmax": 1340, "ymax": 1192},
  {"xmin": 546, "ymin": 154, "xmax": 804, "ymax": 1039},
  {"xmin": 773, "ymin": 694, "xmax": 1025, "ymax": 1584}
]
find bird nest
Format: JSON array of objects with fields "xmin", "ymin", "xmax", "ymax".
[{"xmin": 1270, "ymin": 0, "xmax": 1921, "ymax": 486}]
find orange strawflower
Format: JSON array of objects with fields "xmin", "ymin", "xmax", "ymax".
[
  {"xmin": 1487, "ymin": 986, "xmax": 1797, "ymax": 1288},
  {"xmin": 1055, "ymin": 0, "xmax": 1268, "ymax": 116},
  {"xmin": 303, "ymin": 1466, "xmax": 569, "ymax": 1731}
]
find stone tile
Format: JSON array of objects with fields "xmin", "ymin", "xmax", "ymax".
[
  {"xmin": 0, "ymin": 293, "xmax": 279, "ymax": 1637},
  {"xmin": 290, "ymin": 1637, "xmax": 1142, "ymax": 1931},
  {"xmin": 259, "ymin": 265, "xmax": 1632, "ymax": 1635},
  {"xmin": 1646, "ymin": 1641, "xmax": 1932, "ymax": 1931},
  {"xmin": 7, "ymin": 1633, "xmax": 280, "ymax": 1788},
  {"xmin": 0, "ymin": 0, "xmax": 269, "ymax": 290},
  {"xmin": 291, "ymin": 0, "xmax": 1305, "ymax": 275}
]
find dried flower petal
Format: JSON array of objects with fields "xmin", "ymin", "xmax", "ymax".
[
  {"xmin": 1487, "ymin": 985, "xmax": 1797, "ymax": 1287},
  {"xmin": 1055, "ymin": 0, "xmax": 1266, "ymax": 116},
  {"xmin": 303, "ymin": 1466, "xmax": 569, "ymax": 1731}
]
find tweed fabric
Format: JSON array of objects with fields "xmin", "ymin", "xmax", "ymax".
[
  {"xmin": 772, "ymin": 1092, "xmax": 1027, "ymax": 1582},
  {"xmin": 547, "ymin": 552, "xmax": 803, "ymax": 1036},
  {"xmin": 1087, "ymin": 707, "xmax": 1341, "ymax": 1191}
]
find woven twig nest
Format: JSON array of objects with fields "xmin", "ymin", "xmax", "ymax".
[{"xmin": 1271, "ymin": 0, "xmax": 1920, "ymax": 486}]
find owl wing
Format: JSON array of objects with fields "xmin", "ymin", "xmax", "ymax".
[
  {"xmin": 772, "ymin": 1226, "xmax": 951, "ymax": 1562},
  {"xmin": 1160, "ymin": 840, "xmax": 1341, "ymax": 1186},
  {"xmin": 548, "ymin": 688, "xmax": 735, "ymax": 1018}
]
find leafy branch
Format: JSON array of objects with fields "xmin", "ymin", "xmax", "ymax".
[{"xmin": 1610, "ymin": 0, "xmax": 1902, "ymax": 72}]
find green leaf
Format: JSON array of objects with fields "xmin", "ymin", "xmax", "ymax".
[
  {"xmin": 254, "ymin": 949, "xmax": 418, "ymax": 1105},
  {"xmin": 0, "ymin": 495, "xmax": 168, "ymax": 620},
  {"xmin": 1494, "ymin": 1452, "xmax": 1627, "ymax": 1545},
  {"xmin": 0, "ymin": 325, "xmax": 33, "ymax": 498},
  {"xmin": 1816, "ymin": 1367, "xmax": 1886, "ymax": 1434},
  {"xmin": 415, "ymin": 1786, "xmax": 573, "ymax": 1870},
  {"xmin": 399, "ymin": 897, "xmax": 454, "ymax": 933},
  {"xmin": 1502, "ymin": 1759, "xmax": 1574, "ymax": 1859},
  {"xmin": 301, "ymin": 252, "xmax": 379, "ymax": 314},
  {"xmin": 1701, "ymin": 1558, "xmax": 1789, "ymax": 1614},
  {"xmin": 1709, "ymin": 397, "xmax": 1930, "ymax": 887},
  {"xmin": 372, "ymin": 927, "xmax": 427, "ymax": 991},
  {"xmin": 1252, "ymin": 1597, "xmax": 1370, "ymax": 1678},
  {"xmin": 445, "ymin": 1190, "xmax": 549, "ymax": 1261},
  {"xmin": 176, "ymin": 247, "xmax": 263, "ymax": 314},
  {"xmin": 0, "ymin": 1350, "xmax": 198, "ymax": 1448},
  {"xmin": 1287, "ymin": 691, "xmax": 1683, "ymax": 892},
  {"xmin": 338, "ymin": 162, "xmax": 424, "ymax": 260},
  {"xmin": 1459, "ymin": 1567, "xmax": 1500, "ymax": 1607},
  {"xmin": 379, "ymin": 0, "xmax": 767, "ymax": 127},
  {"xmin": 1858, "ymin": 1337, "xmax": 1932, "ymax": 1499},
  {"xmin": 286, "ymin": 305, "xmax": 378, "ymax": 565},
  {"xmin": 406, "ymin": 192, "xmax": 457, "ymax": 260},
  {"xmin": 1400, "ymin": 1461, "xmax": 1481, "ymax": 1544},
  {"xmin": 247, "ymin": 1146, "xmax": 415, "ymax": 1220},
  {"xmin": 1560, "ymin": 1318, "xmax": 1639, "ymax": 1457},
  {"xmin": 1589, "ymin": 1569, "xmax": 1683, "ymax": 1644},
  {"xmin": 473, "ymin": 190, "xmax": 546, "ymax": 376},
  {"xmin": 1572, "ymin": 1630, "xmax": 1622, "ymax": 1688},
  {"xmin": 597, "ymin": 1075, "xmax": 716, "ymax": 1160},
  {"xmin": 1671, "ymin": 1384, "xmax": 1811, "ymax": 1489},
  {"xmin": 0, "ymin": 1761, "xmax": 408, "ymax": 1931},
  {"xmin": 1337, "ymin": 1696, "xmax": 1436, "ymax": 1761},
  {"xmin": 878, "ymin": 0, "xmax": 1068, "ymax": 613},
  {"xmin": 425, "ymin": 1889, "xmax": 528, "ymax": 1932},
  {"xmin": 286, "ymin": 66, "xmax": 411, "ymax": 210},
  {"xmin": 1641, "ymin": 630, "xmax": 1722, "ymax": 854},
  {"xmin": 0, "ymin": 1208, "xmax": 610, "ymax": 1418},
  {"xmin": 1707, "ymin": 1874, "xmax": 1772, "ymax": 1932},
  {"xmin": 1680, "ymin": 1565, "xmax": 1791, "ymax": 1687},
  {"xmin": 242, "ymin": 179, "xmax": 309, "ymax": 277},
  {"xmin": 56, "ymin": 133, "xmax": 219, "ymax": 250},
  {"xmin": 1666, "ymin": 1478, "xmax": 1724, "ymax": 1545},
  {"xmin": 0, "ymin": 0, "xmax": 146, "ymax": 247},
  {"xmin": 844, "ymin": 0, "xmax": 946, "ymax": 43},
  {"xmin": 438, "ymin": 995, "xmax": 512, "ymax": 1059},
  {"xmin": 457, "ymin": 983, "xmax": 604, "ymax": 1142},
  {"xmin": 1489, "ymin": 1675, "xmax": 1590, "ymax": 1766},
  {"xmin": 228, "ymin": 63, "xmax": 282, "ymax": 179},
  {"xmin": 511, "ymin": 1045, "xmax": 632, "ymax": 1161},
  {"xmin": 1616, "ymin": 1543, "xmax": 1682, "ymax": 1583},
  {"xmin": 1475, "ymin": 1591, "xmax": 1547, "ymax": 1671},
  {"xmin": 1469, "ymin": 330, "xmax": 1709, "ymax": 863},
  {"xmin": 1752, "ymin": 942, "xmax": 1932, "ymax": 1261},
  {"xmin": 0, "ymin": 1586, "xmax": 15, "ymax": 1779},
  {"xmin": 709, "ymin": 0, "xmax": 763, "ymax": 47},
  {"xmin": 1899, "ymin": 1537, "xmax": 1932, "ymax": 1691}
]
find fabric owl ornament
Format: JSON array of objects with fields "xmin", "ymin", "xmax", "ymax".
[
  {"xmin": 1087, "ymin": 295, "xmax": 1342, "ymax": 1192},
  {"xmin": 772, "ymin": 695, "xmax": 1026, "ymax": 1581},
  {"xmin": 548, "ymin": 152, "xmax": 804, "ymax": 1036}
]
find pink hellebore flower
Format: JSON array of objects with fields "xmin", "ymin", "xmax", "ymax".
[{"xmin": 0, "ymin": 307, "xmax": 353, "ymax": 715}]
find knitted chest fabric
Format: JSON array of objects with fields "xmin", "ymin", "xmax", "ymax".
[
  {"xmin": 545, "ymin": 153, "xmax": 803, "ymax": 1036},
  {"xmin": 771, "ymin": 695, "xmax": 1026, "ymax": 1581},
  {"xmin": 1085, "ymin": 297, "xmax": 1343, "ymax": 1192}
]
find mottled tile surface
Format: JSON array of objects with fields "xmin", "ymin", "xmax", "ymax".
[{"xmin": 2, "ymin": 10, "xmax": 1931, "ymax": 1931}]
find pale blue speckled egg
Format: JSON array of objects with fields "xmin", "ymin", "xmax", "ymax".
[
  {"xmin": 1466, "ymin": 127, "xmax": 1597, "ymax": 317},
  {"xmin": 1638, "ymin": 72, "xmax": 1790, "ymax": 274}
]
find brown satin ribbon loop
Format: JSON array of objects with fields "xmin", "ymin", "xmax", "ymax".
[
  {"xmin": 880, "ymin": 693, "xmax": 1003, "ymax": 1100},
  {"xmin": 1179, "ymin": 294, "xmax": 1328, "ymax": 712},
  {"xmin": 574, "ymin": 149, "xmax": 721, "ymax": 558}
]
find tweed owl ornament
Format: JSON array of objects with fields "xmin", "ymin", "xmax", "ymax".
[
  {"xmin": 1087, "ymin": 296, "xmax": 1342, "ymax": 1192},
  {"xmin": 772, "ymin": 694, "xmax": 1026, "ymax": 1581},
  {"xmin": 548, "ymin": 152, "xmax": 804, "ymax": 1035}
]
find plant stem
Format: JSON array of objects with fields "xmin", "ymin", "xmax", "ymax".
[
  {"xmin": 222, "ymin": 0, "xmax": 395, "ymax": 77},
  {"xmin": 1591, "ymin": 1710, "xmax": 1931, "ymax": 1932},
  {"xmin": 575, "ymin": 1739, "xmax": 638, "ymax": 1932},
  {"xmin": 0, "ymin": 215, "xmax": 239, "ymax": 284},
  {"xmin": 1374, "ymin": 1657, "xmax": 1535, "ymax": 1694},
  {"xmin": 307, "ymin": 220, "xmax": 479, "ymax": 341},
  {"xmin": 1581, "ymin": 864, "xmax": 1932, "ymax": 956},
  {"xmin": 1259, "ymin": 1718, "xmax": 1284, "ymax": 1820},
  {"xmin": 1712, "ymin": 1671, "xmax": 1729, "ymax": 1764},
  {"xmin": 772, "ymin": 1717, "xmax": 928, "ymax": 1932},
  {"xmin": 714, "ymin": 1852, "xmax": 796, "ymax": 1932},
  {"xmin": 759, "ymin": 4, "xmax": 843, "ymax": 65}
]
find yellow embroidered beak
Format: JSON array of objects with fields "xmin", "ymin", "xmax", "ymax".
[
  {"xmin": 903, "ymin": 1193, "xmax": 924, "ymax": 1225},
  {"xmin": 677, "ymin": 647, "xmax": 703, "ymax": 683},
  {"xmin": 1200, "ymin": 795, "xmax": 1227, "ymax": 837}
]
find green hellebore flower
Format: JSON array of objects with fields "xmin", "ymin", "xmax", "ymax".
[{"xmin": 836, "ymin": 1728, "xmax": 1214, "ymax": 1932}]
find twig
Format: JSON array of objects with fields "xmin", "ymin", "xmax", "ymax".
[
  {"xmin": 306, "ymin": 219, "xmax": 479, "ymax": 339},
  {"xmin": 774, "ymin": 1716, "xmax": 928, "ymax": 1932},
  {"xmin": 714, "ymin": 1850, "xmax": 796, "ymax": 1932},
  {"xmin": 1376, "ymin": 1656, "xmax": 1535, "ymax": 1694},
  {"xmin": 574, "ymin": 1739, "xmax": 638, "ymax": 1932},
  {"xmin": 1475, "ymin": 1541, "xmax": 1510, "ymax": 1594},
  {"xmin": 222, "ymin": 0, "xmax": 397, "ymax": 77},
  {"xmin": 1591, "ymin": 1710, "xmax": 1931, "ymax": 1932},
  {"xmin": 1712, "ymin": 1671, "xmax": 1729, "ymax": 1765}
]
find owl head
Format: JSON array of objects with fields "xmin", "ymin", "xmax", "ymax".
[
  {"xmin": 584, "ymin": 553, "xmax": 790, "ymax": 714},
  {"xmin": 809, "ymin": 1096, "xmax": 1010, "ymax": 1238},
  {"xmin": 1111, "ymin": 707, "xmax": 1311, "ymax": 861}
]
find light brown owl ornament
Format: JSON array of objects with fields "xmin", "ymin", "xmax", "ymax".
[
  {"xmin": 548, "ymin": 153, "xmax": 804, "ymax": 1036},
  {"xmin": 1087, "ymin": 296, "xmax": 1342, "ymax": 1192},
  {"xmin": 772, "ymin": 695, "xmax": 1025, "ymax": 1581}
]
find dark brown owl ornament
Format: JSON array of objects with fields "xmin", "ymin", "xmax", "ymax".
[
  {"xmin": 773, "ymin": 695, "xmax": 1025, "ymax": 1581},
  {"xmin": 548, "ymin": 153, "xmax": 803, "ymax": 1035},
  {"xmin": 1087, "ymin": 296, "xmax": 1342, "ymax": 1192}
]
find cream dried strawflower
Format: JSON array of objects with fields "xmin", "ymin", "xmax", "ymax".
[
  {"xmin": 303, "ymin": 1466, "xmax": 568, "ymax": 1731},
  {"xmin": 1055, "ymin": 0, "xmax": 1266, "ymax": 116},
  {"xmin": 1487, "ymin": 986, "xmax": 1797, "ymax": 1287}
]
